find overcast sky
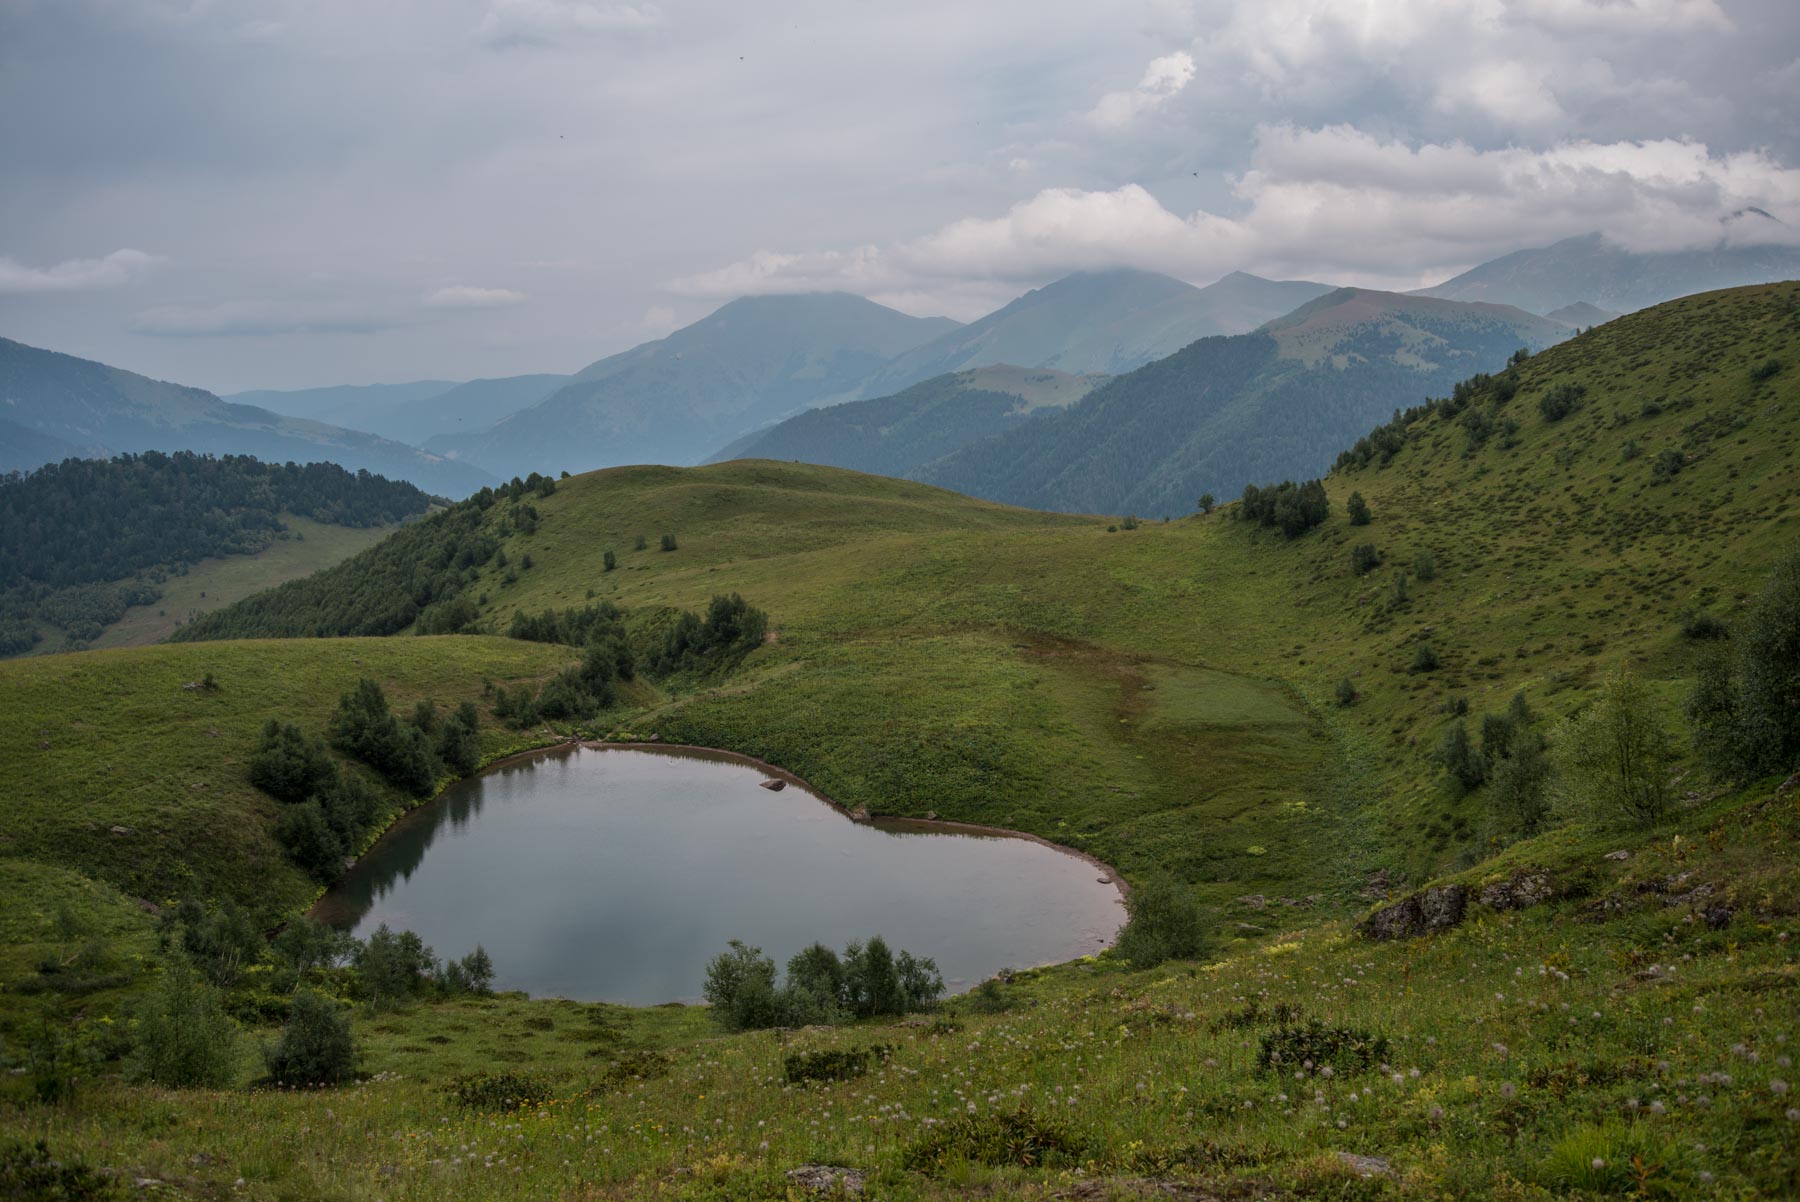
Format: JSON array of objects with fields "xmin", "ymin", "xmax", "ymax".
[{"xmin": 2, "ymin": 0, "xmax": 1797, "ymax": 393}]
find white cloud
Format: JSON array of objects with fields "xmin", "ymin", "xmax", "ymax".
[
  {"xmin": 422, "ymin": 285, "xmax": 528, "ymax": 308},
  {"xmin": 132, "ymin": 300, "xmax": 402, "ymax": 337},
  {"xmin": 639, "ymin": 304, "xmax": 677, "ymax": 333},
  {"xmin": 1088, "ymin": 51, "xmax": 1195, "ymax": 128},
  {"xmin": 478, "ymin": 0, "xmax": 660, "ymax": 48},
  {"xmin": 674, "ymin": 127, "xmax": 1800, "ymax": 301},
  {"xmin": 1434, "ymin": 60, "xmax": 1564, "ymax": 127},
  {"xmin": 0, "ymin": 248, "xmax": 161, "ymax": 294}
]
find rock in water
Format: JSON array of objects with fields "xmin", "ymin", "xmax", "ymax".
[{"xmin": 758, "ymin": 778, "xmax": 786, "ymax": 791}]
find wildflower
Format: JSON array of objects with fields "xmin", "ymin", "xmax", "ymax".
[
  {"xmin": 1773, "ymin": 1080, "xmax": 1790, "ymax": 1095},
  {"xmin": 1591, "ymin": 1158, "xmax": 1606, "ymax": 1171},
  {"xmin": 1499, "ymin": 1083, "xmax": 1516, "ymax": 1099}
]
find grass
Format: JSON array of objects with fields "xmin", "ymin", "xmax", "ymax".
[
  {"xmin": 88, "ymin": 514, "xmax": 397, "ymax": 652},
  {"xmin": 2, "ymin": 283, "xmax": 1798, "ymax": 1197},
  {"xmin": 0, "ymin": 637, "xmax": 577, "ymax": 919},
  {"xmin": 5, "ymin": 777, "xmax": 1795, "ymax": 1199}
]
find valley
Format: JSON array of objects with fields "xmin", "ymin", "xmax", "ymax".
[{"xmin": 1, "ymin": 283, "xmax": 1796, "ymax": 1197}]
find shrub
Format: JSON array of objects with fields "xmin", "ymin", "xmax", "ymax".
[
  {"xmin": 1238, "ymin": 479, "xmax": 1330, "ymax": 538},
  {"xmin": 702, "ymin": 940, "xmax": 780, "ymax": 1032},
  {"xmin": 1346, "ymin": 491, "xmax": 1371, "ymax": 526},
  {"xmin": 1679, "ymin": 609, "xmax": 1728, "ymax": 640},
  {"xmin": 1434, "ymin": 720, "xmax": 1485, "ymax": 792},
  {"xmin": 355, "ymin": 925, "xmax": 438, "ymax": 1009},
  {"xmin": 169, "ymin": 899, "xmax": 264, "ymax": 989},
  {"xmin": 901, "ymin": 1107, "xmax": 1087, "ymax": 1173},
  {"xmin": 1411, "ymin": 643, "xmax": 1441, "ymax": 672},
  {"xmin": 1538, "ymin": 382, "xmax": 1585, "ymax": 422},
  {"xmin": 1196, "ymin": 493, "xmax": 1215, "ymax": 514},
  {"xmin": 1350, "ymin": 543, "xmax": 1382, "ymax": 575},
  {"xmin": 1557, "ymin": 666, "xmax": 1674, "ymax": 828},
  {"xmin": 602, "ymin": 549, "xmax": 616, "ymax": 571},
  {"xmin": 1652, "ymin": 447, "xmax": 1684, "ymax": 481},
  {"xmin": 1334, "ymin": 678, "xmax": 1358, "ymax": 707},
  {"xmin": 248, "ymin": 720, "xmax": 335, "ymax": 803},
  {"xmin": 0, "ymin": 1140, "xmax": 122, "ymax": 1201},
  {"xmin": 1488, "ymin": 733, "xmax": 1552, "ymax": 834},
  {"xmin": 439, "ymin": 946, "xmax": 495, "ymax": 995},
  {"xmin": 1113, "ymin": 877, "xmax": 1208, "ymax": 969},
  {"xmin": 130, "ymin": 959, "xmax": 239, "ymax": 1088},
  {"xmin": 1750, "ymin": 357, "xmax": 1784, "ymax": 383},
  {"xmin": 1687, "ymin": 547, "xmax": 1800, "ymax": 779},
  {"xmin": 1255, "ymin": 1021, "xmax": 1390, "ymax": 1076},
  {"xmin": 262, "ymin": 991, "xmax": 356, "ymax": 1086},
  {"xmin": 1413, "ymin": 550, "xmax": 1437, "ymax": 580},
  {"xmin": 274, "ymin": 801, "xmax": 344, "ymax": 881},
  {"xmin": 646, "ymin": 594, "xmax": 769, "ymax": 677},
  {"xmin": 960, "ymin": 979, "xmax": 1016, "ymax": 1014},
  {"xmin": 446, "ymin": 1070, "xmax": 551, "ymax": 1112},
  {"xmin": 659, "ymin": 533, "xmax": 677, "ymax": 552},
  {"xmin": 633, "ymin": 534, "xmax": 647, "ymax": 551}
]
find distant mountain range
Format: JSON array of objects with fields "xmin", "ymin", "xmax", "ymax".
[
  {"xmin": 850, "ymin": 269, "xmax": 1333, "ymax": 400},
  {"xmin": 232, "ymin": 374, "xmax": 569, "ymax": 446},
  {"xmin": 0, "ymin": 337, "xmax": 491, "ymax": 496},
  {"xmin": 1416, "ymin": 233, "xmax": 1800, "ymax": 315},
  {"xmin": 709, "ymin": 365, "xmax": 1106, "ymax": 478},
  {"xmin": 750, "ymin": 289, "xmax": 1571, "ymax": 517},
  {"xmin": 424, "ymin": 293, "xmax": 960, "ymax": 479}
]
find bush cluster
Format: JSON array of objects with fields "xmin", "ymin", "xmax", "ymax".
[
  {"xmin": 1255, "ymin": 1021, "xmax": 1391, "ymax": 1076},
  {"xmin": 702, "ymin": 935, "xmax": 943, "ymax": 1032},
  {"xmin": 1236, "ymin": 479, "xmax": 1329, "ymax": 538}
]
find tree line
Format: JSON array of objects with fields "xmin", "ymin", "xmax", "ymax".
[{"xmin": 0, "ymin": 452, "xmax": 433, "ymax": 653}]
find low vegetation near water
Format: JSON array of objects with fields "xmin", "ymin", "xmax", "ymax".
[{"xmin": 1, "ymin": 284, "xmax": 1797, "ymax": 1197}]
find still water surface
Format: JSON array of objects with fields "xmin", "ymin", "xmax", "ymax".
[{"xmin": 314, "ymin": 746, "xmax": 1123, "ymax": 1003}]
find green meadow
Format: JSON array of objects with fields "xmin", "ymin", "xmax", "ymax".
[{"xmin": 1, "ymin": 284, "xmax": 1797, "ymax": 1198}]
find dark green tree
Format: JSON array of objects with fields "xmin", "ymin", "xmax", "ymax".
[{"xmin": 1347, "ymin": 491, "xmax": 1372, "ymax": 526}]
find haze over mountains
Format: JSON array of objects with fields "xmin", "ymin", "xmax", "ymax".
[
  {"xmin": 5, "ymin": 234, "xmax": 1797, "ymax": 505},
  {"xmin": 423, "ymin": 293, "xmax": 959, "ymax": 481},
  {"xmin": 0, "ymin": 337, "xmax": 491, "ymax": 496},
  {"xmin": 917, "ymin": 289, "xmax": 1572, "ymax": 517},
  {"xmin": 1416, "ymin": 233, "xmax": 1800, "ymax": 315}
]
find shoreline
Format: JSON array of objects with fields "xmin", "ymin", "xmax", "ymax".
[
  {"xmin": 309, "ymin": 736, "xmax": 1128, "ymax": 984},
  {"xmin": 586, "ymin": 739, "xmax": 1132, "ymax": 902}
]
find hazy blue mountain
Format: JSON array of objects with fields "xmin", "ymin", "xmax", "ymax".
[
  {"xmin": 0, "ymin": 337, "xmax": 492, "ymax": 496},
  {"xmin": 853, "ymin": 268, "xmax": 1334, "ymax": 399},
  {"xmin": 367, "ymin": 374, "xmax": 569, "ymax": 446},
  {"xmin": 1417, "ymin": 233, "xmax": 1800, "ymax": 314},
  {"xmin": 918, "ymin": 290, "xmax": 1573, "ymax": 517},
  {"xmin": 440, "ymin": 293, "xmax": 959, "ymax": 479},
  {"xmin": 229, "ymin": 380, "xmax": 458, "ymax": 426},
  {"xmin": 1545, "ymin": 301, "xmax": 1621, "ymax": 328},
  {"xmin": 708, "ymin": 364, "xmax": 1107, "ymax": 478}
]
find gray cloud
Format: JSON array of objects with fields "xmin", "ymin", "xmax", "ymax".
[
  {"xmin": 0, "ymin": 0, "xmax": 1794, "ymax": 389},
  {"xmin": 0, "ymin": 249, "xmax": 161, "ymax": 294}
]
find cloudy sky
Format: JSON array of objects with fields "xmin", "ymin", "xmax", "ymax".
[{"xmin": 2, "ymin": 0, "xmax": 1797, "ymax": 393}]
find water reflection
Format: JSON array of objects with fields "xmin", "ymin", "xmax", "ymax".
[{"xmin": 314, "ymin": 746, "xmax": 1122, "ymax": 1004}]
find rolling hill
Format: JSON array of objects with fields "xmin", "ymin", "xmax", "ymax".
[
  {"xmin": 237, "ymin": 374, "xmax": 569, "ymax": 447},
  {"xmin": 1418, "ymin": 231, "xmax": 1800, "ymax": 314},
  {"xmin": 706, "ymin": 364, "xmax": 1106, "ymax": 477},
  {"xmin": 852, "ymin": 268, "xmax": 1333, "ymax": 399},
  {"xmin": 0, "ymin": 336, "xmax": 493, "ymax": 495},
  {"xmin": 916, "ymin": 288, "xmax": 1573, "ymax": 516},
  {"xmin": 2, "ymin": 283, "xmax": 1797, "ymax": 1199},
  {"xmin": 432, "ymin": 293, "xmax": 959, "ymax": 480}
]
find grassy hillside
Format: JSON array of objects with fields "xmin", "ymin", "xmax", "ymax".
[
  {"xmin": 705, "ymin": 367, "xmax": 1105, "ymax": 478},
  {"xmin": 0, "ymin": 637, "xmax": 575, "ymax": 918},
  {"xmin": 917, "ymin": 289, "xmax": 1573, "ymax": 517},
  {"xmin": 2, "ymin": 284, "xmax": 1797, "ymax": 1199},
  {"xmin": 87, "ymin": 514, "xmax": 397, "ymax": 650},
  {"xmin": 9, "ymin": 777, "xmax": 1797, "ymax": 1199}
]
